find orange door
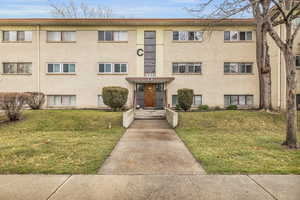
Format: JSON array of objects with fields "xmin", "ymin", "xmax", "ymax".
[{"xmin": 144, "ymin": 84, "xmax": 156, "ymax": 107}]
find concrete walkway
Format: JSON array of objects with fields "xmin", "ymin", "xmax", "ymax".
[{"xmin": 98, "ymin": 120, "xmax": 205, "ymax": 175}]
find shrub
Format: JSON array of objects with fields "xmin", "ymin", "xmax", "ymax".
[
  {"xmin": 198, "ymin": 105, "xmax": 209, "ymax": 111},
  {"xmin": 0, "ymin": 92, "xmax": 27, "ymax": 121},
  {"xmin": 102, "ymin": 86, "xmax": 128, "ymax": 111},
  {"xmin": 175, "ymin": 104, "xmax": 181, "ymax": 111},
  {"xmin": 226, "ymin": 105, "xmax": 238, "ymax": 110},
  {"xmin": 25, "ymin": 92, "xmax": 45, "ymax": 110},
  {"xmin": 214, "ymin": 106, "xmax": 221, "ymax": 110},
  {"xmin": 177, "ymin": 88, "xmax": 194, "ymax": 111}
]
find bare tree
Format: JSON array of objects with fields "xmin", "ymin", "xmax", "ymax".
[
  {"xmin": 265, "ymin": 0, "xmax": 300, "ymax": 148},
  {"xmin": 48, "ymin": 0, "xmax": 113, "ymax": 18},
  {"xmin": 187, "ymin": 0, "xmax": 272, "ymax": 111}
]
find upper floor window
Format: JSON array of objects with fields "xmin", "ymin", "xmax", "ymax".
[
  {"xmin": 98, "ymin": 63, "xmax": 127, "ymax": 74},
  {"xmin": 47, "ymin": 63, "xmax": 75, "ymax": 74},
  {"xmin": 3, "ymin": 63, "xmax": 32, "ymax": 74},
  {"xmin": 173, "ymin": 31, "xmax": 203, "ymax": 41},
  {"xmin": 224, "ymin": 31, "xmax": 252, "ymax": 41},
  {"xmin": 224, "ymin": 62, "xmax": 253, "ymax": 74},
  {"xmin": 224, "ymin": 95, "xmax": 253, "ymax": 106},
  {"xmin": 3, "ymin": 31, "xmax": 32, "ymax": 42},
  {"xmin": 47, "ymin": 31, "xmax": 76, "ymax": 42},
  {"xmin": 172, "ymin": 63, "xmax": 202, "ymax": 74},
  {"xmin": 98, "ymin": 31, "xmax": 128, "ymax": 41},
  {"xmin": 295, "ymin": 56, "xmax": 300, "ymax": 68}
]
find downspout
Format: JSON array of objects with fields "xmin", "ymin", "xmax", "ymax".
[
  {"xmin": 279, "ymin": 24, "xmax": 283, "ymax": 110},
  {"xmin": 36, "ymin": 25, "xmax": 41, "ymax": 93}
]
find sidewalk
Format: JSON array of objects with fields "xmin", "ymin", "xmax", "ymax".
[{"xmin": 0, "ymin": 175, "xmax": 299, "ymax": 200}]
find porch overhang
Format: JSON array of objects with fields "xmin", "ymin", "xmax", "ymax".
[{"xmin": 126, "ymin": 77, "xmax": 175, "ymax": 84}]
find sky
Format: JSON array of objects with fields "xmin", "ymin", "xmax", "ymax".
[{"xmin": 0, "ymin": 0, "xmax": 203, "ymax": 18}]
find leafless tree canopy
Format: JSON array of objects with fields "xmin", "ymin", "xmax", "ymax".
[{"xmin": 48, "ymin": 0, "xmax": 113, "ymax": 18}]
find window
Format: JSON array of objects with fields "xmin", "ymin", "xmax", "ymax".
[
  {"xmin": 173, "ymin": 31, "xmax": 203, "ymax": 41},
  {"xmin": 224, "ymin": 95, "xmax": 253, "ymax": 106},
  {"xmin": 98, "ymin": 63, "xmax": 127, "ymax": 73},
  {"xmin": 193, "ymin": 95, "xmax": 202, "ymax": 107},
  {"xmin": 224, "ymin": 31, "xmax": 252, "ymax": 41},
  {"xmin": 98, "ymin": 95, "xmax": 105, "ymax": 107},
  {"xmin": 224, "ymin": 62, "xmax": 253, "ymax": 74},
  {"xmin": 3, "ymin": 31, "xmax": 32, "ymax": 42},
  {"xmin": 47, "ymin": 95, "xmax": 76, "ymax": 106},
  {"xmin": 47, "ymin": 31, "xmax": 76, "ymax": 42},
  {"xmin": 295, "ymin": 56, "xmax": 300, "ymax": 68},
  {"xmin": 172, "ymin": 63, "xmax": 202, "ymax": 74},
  {"xmin": 172, "ymin": 95, "xmax": 202, "ymax": 107},
  {"xmin": 3, "ymin": 63, "xmax": 32, "ymax": 74},
  {"xmin": 47, "ymin": 63, "xmax": 75, "ymax": 74},
  {"xmin": 98, "ymin": 31, "xmax": 128, "ymax": 41}
]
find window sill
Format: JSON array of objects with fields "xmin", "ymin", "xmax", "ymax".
[
  {"xmin": 172, "ymin": 73, "xmax": 202, "ymax": 75},
  {"xmin": 172, "ymin": 40, "xmax": 203, "ymax": 43},
  {"xmin": 47, "ymin": 41, "xmax": 76, "ymax": 43},
  {"xmin": 1, "ymin": 73, "xmax": 32, "ymax": 75},
  {"xmin": 224, "ymin": 40, "xmax": 254, "ymax": 43},
  {"xmin": 97, "ymin": 41, "xmax": 128, "ymax": 43},
  {"xmin": 46, "ymin": 73, "xmax": 76, "ymax": 75},
  {"xmin": 224, "ymin": 73, "xmax": 254, "ymax": 75},
  {"xmin": 1, "ymin": 41, "xmax": 32, "ymax": 43},
  {"xmin": 97, "ymin": 73, "xmax": 128, "ymax": 75}
]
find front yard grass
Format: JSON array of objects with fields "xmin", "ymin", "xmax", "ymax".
[
  {"xmin": 0, "ymin": 110, "xmax": 124, "ymax": 174},
  {"xmin": 176, "ymin": 111, "xmax": 300, "ymax": 174}
]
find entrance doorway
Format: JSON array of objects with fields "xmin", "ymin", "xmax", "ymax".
[
  {"xmin": 144, "ymin": 84, "xmax": 155, "ymax": 107},
  {"xmin": 136, "ymin": 83, "xmax": 164, "ymax": 109}
]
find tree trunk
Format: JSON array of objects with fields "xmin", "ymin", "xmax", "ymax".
[{"xmin": 283, "ymin": 48, "xmax": 298, "ymax": 148}]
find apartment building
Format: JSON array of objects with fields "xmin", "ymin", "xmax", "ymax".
[{"xmin": 0, "ymin": 18, "xmax": 299, "ymax": 110}]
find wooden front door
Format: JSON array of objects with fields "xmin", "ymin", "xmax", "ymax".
[{"xmin": 144, "ymin": 84, "xmax": 156, "ymax": 107}]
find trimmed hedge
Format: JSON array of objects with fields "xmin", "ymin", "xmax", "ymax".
[
  {"xmin": 226, "ymin": 105, "xmax": 238, "ymax": 110},
  {"xmin": 177, "ymin": 88, "xmax": 194, "ymax": 111},
  {"xmin": 0, "ymin": 92, "xmax": 27, "ymax": 121},
  {"xmin": 102, "ymin": 86, "xmax": 128, "ymax": 111},
  {"xmin": 25, "ymin": 92, "xmax": 45, "ymax": 110},
  {"xmin": 198, "ymin": 105, "xmax": 209, "ymax": 111}
]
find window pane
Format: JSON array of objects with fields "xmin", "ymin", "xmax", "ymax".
[
  {"xmin": 239, "ymin": 63, "xmax": 246, "ymax": 73},
  {"xmin": 24, "ymin": 31, "xmax": 32, "ymax": 41},
  {"xmin": 246, "ymin": 96, "xmax": 253, "ymax": 105},
  {"xmin": 224, "ymin": 31, "xmax": 230, "ymax": 40},
  {"xmin": 3, "ymin": 63, "xmax": 17, "ymax": 73},
  {"xmin": 119, "ymin": 31, "xmax": 128, "ymax": 41},
  {"xmin": 224, "ymin": 96, "xmax": 230, "ymax": 106},
  {"xmin": 195, "ymin": 32, "xmax": 203, "ymax": 41},
  {"xmin": 105, "ymin": 64, "xmax": 112, "ymax": 72},
  {"xmin": 113, "ymin": 31, "xmax": 119, "ymax": 41},
  {"xmin": 105, "ymin": 31, "xmax": 113, "ymax": 41},
  {"xmin": 239, "ymin": 32, "xmax": 246, "ymax": 40},
  {"xmin": 98, "ymin": 95, "xmax": 104, "ymax": 106},
  {"xmin": 98, "ymin": 31, "xmax": 105, "ymax": 40},
  {"xmin": 230, "ymin": 96, "xmax": 238, "ymax": 105},
  {"xmin": 48, "ymin": 32, "xmax": 61, "ymax": 41},
  {"xmin": 296, "ymin": 56, "xmax": 300, "ymax": 67},
  {"xmin": 230, "ymin": 31, "xmax": 238, "ymax": 41},
  {"xmin": 63, "ymin": 64, "xmax": 69, "ymax": 72},
  {"xmin": 179, "ymin": 64, "xmax": 186, "ymax": 73},
  {"xmin": 62, "ymin": 32, "xmax": 75, "ymax": 41},
  {"xmin": 193, "ymin": 95, "xmax": 202, "ymax": 106},
  {"xmin": 54, "ymin": 96, "xmax": 62, "ymax": 105},
  {"xmin": 239, "ymin": 96, "xmax": 246, "ymax": 105},
  {"xmin": 3, "ymin": 31, "xmax": 9, "ymax": 41},
  {"xmin": 246, "ymin": 31, "xmax": 252, "ymax": 40},
  {"xmin": 99, "ymin": 64, "xmax": 105, "ymax": 72},
  {"xmin": 173, "ymin": 31, "xmax": 179, "ymax": 40},
  {"xmin": 188, "ymin": 32, "xmax": 195, "ymax": 40},
  {"xmin": 48, "ymin": 64, "xmax": 54, "ymax": 73},
  {"xmin": 54, "ymin": 64, "xmax": 61, "ymax": 72},
  {"xmin": 172, "ymin": 95, "xmax": 178, "ymax": 106},
  {"xmin": 246, "ymin": 64, "xmax": 252, "ymax": 73},
  {"xmin": 230, "ymin": 63, "xmax": 238, "ymax": 73},
  {"xmin": 172, "ymin": 63, "xmax": 179, "ymax": 73},
  {"xmin": 114, "ymin": 64, "xmax": 121, "ymax": 72},
  {"xmin": 188, "ymin": 64, "xmax": 194, "ymax": 72},
  {"xmin": 62, "ymin": 96, "xmax": 70, "ymax": 105},
  {"xmin": 121, "ymin": 64, "xmax": 127, "ymax": 72},
  {"xmin": 69, "ymin": 64, "xmax": 75, "ymax": 72},
  {"xmin": 179, "ymin": 31, "xmax": 188, "ymax": 40},
  {"xmin": 17, "ymin": 31, "xmax": 25, "ymax": 41},
  {"xmin": 195, "ymin": 64, "xmax": 201, "ymax": 73},
  {"xmin": 9, "ymin": 31, "xmax": 17, "ymax": 41},
  {"xmin": 17, "ymin": 63, "xmax": 26, "ymax": 73},
  {"xmin": 224, "ymin": 63, "xmax": 230, "ymax": 73},
  {"xmin": 47, "ymin": 96, "xmax": 54, "ymax": 106},
  {"xmin": 70, "ymin": 96, "xmax": 76, "ymax": 105}
]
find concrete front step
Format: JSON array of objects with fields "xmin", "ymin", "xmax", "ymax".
[{"xmin": 134, "ymin": 109, "xmax": 166, "ymax": 120}]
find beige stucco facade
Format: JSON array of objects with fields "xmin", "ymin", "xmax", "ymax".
[{"xmin": 0, "ymin": 18, "xmax": 297, "ymax": 110}]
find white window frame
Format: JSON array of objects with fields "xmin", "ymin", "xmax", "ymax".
[
  {"xmin": 2, "ymin": 31, "xmax": 32, "ymax": 42},
  {"xmin": 47, "ymin": 95, "xmax": 76, "ymax": 107},
  {"xmin": 98, "ymin": 63, "xmax": 128, "ymax": 74},
  {"xmin": 97, "ymin": 95, "xmax": 105, "ymax": 107},
  {"xmin": 2, "ymin": 62, "xmax": 32, "ymax": 74},
  {"xmin": 172, "ymin": 62, "xmax": 202, "ymax": 74},
  {"xmin": 295, "ymin": 55, "xmax": 300, "ymax": 68},
  {"xmin": 173, "ymin": 31, "xmax": 203, "ymax": 41},
  {"xmin": 47, "ymin": 31, "xmax": 76, "ymax": 42},
  {"xmin": 224, "ymin": 31, "xmax": 253, "ymax": 41},
  {"xmin": 98, "ymin": 31, "xmax": 128, "ymax": 42},
  {"xmin": 224, "ymin": 62, "xmax": 253, "ymax": 74},
  {"xmin": 224, "ymin": 95, "xmax": 254, "ymax": 106},
  {"xmin": 47, "ymin": 63, "xmax": 76, "ymax": 74}
]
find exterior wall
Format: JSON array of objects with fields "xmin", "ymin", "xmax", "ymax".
[{"xmin": 0, "ymin": 21, "xmax": 288, "ymax": 109}]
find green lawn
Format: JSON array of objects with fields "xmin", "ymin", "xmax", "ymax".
[
  {"xmin": 176, "ymin": 111, "xmax": 300, "ymax": 174},
  {"xmin": 0, "ymin": 110, "xmax": 124, "ymax": 174}
]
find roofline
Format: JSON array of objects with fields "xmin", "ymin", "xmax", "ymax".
[{"xmin": 0, "ymin": 18, "xmax": 256, "ymax": 26}]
